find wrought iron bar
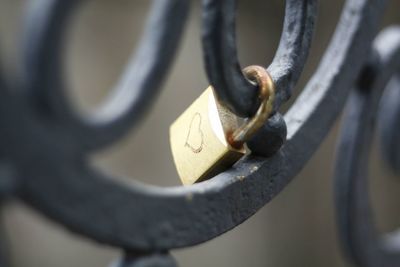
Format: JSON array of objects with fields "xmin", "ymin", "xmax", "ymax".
[{"xmin": 334, "ymin": 26, "xmax": 400, "ymax": 267}]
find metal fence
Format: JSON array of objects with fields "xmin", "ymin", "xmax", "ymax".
[{"xmin": 0, "ymin": 0, "xmax": 399, "ymax": 266}]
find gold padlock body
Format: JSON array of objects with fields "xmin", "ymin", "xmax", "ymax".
[{"xmin": 169, "ymin": 86, "xmax": 246, "ymax": 185}]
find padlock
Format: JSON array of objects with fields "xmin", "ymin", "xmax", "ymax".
[{"xmin": 169, "ymin": 66, "xmax": 275, "ymax": 185}]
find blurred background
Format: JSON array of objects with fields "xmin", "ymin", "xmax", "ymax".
[{"xmin": 0, "ymin": 0, "xmax": 399, "ymax": 266}]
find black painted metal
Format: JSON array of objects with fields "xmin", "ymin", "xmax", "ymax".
[
  {"xmin": 110, "ymin": 252, "xmax": 176, "ymax": 267},
  {"xmin": 378, "ymin": 75, "xmax": 400, "ymax": 175},
  {"xmin": 202, "ymin": 0, "xmax": 317, "ymax": 117},
  {"xmin": 0, "ymin": 0, "xmax": 398, "ymax": 266},
  {"xmin": 22, "ymin": 0, "xmax": 189, "ymax": 152},
  {"xmin": 335, "ymin": 27, "xmax": 400, "ymax": 267},
  {"xmin": 247, "ymin": 112, "xmax": 287, "ymax": 157}
]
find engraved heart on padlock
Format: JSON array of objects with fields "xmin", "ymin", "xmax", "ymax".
[
  {"xmin": 184, "ymin": 112, "xmax": 204, "ymax": 153},
  {"xmin": 170, "ymin": 87, "xmax": 246, "ymax": 184}
]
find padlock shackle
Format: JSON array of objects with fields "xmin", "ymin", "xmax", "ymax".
[{"xmin": 228, "ymin": 66, "xmax": 276, "ymax": 148}]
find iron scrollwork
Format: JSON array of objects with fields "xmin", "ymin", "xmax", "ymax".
[
  {"xmin": 0, "ymin": 0, "xmax": 398, "ymax": 266},
  {"xmin": 335, "ymin": 27, "xmax": 400, "ymax": 267}
]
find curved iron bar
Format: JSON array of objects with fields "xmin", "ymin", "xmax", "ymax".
[
  {"xmin": 378, "ymin": 75, "xmax": 400, "ymax": 174},
  {"xmin": 3, "ymin": 0, "xmax": 385, "ymax": 251},
  {"xmin": 110, "ymin": 252, "xmax": 176, "ymax": 267},
  {"xmin": 334, "ymin": 27, "xmax": 400, "ymax": 267},
  {"xmin": 21, "ymin": 0, "xmax": 189, "ymax": 152},
  {"xmin": 202, "ymin": 0, "xmax": 318, "ymax": 117}
]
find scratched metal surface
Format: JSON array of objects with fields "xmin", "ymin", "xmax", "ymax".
[{"xmin": 0, "ymin": 0, "xmax": 399, "ymax": 266}]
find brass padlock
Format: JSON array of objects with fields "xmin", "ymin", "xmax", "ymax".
[{"xmin": 169, "ymin": 66, "xmax": 275, "ymax": 185}]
